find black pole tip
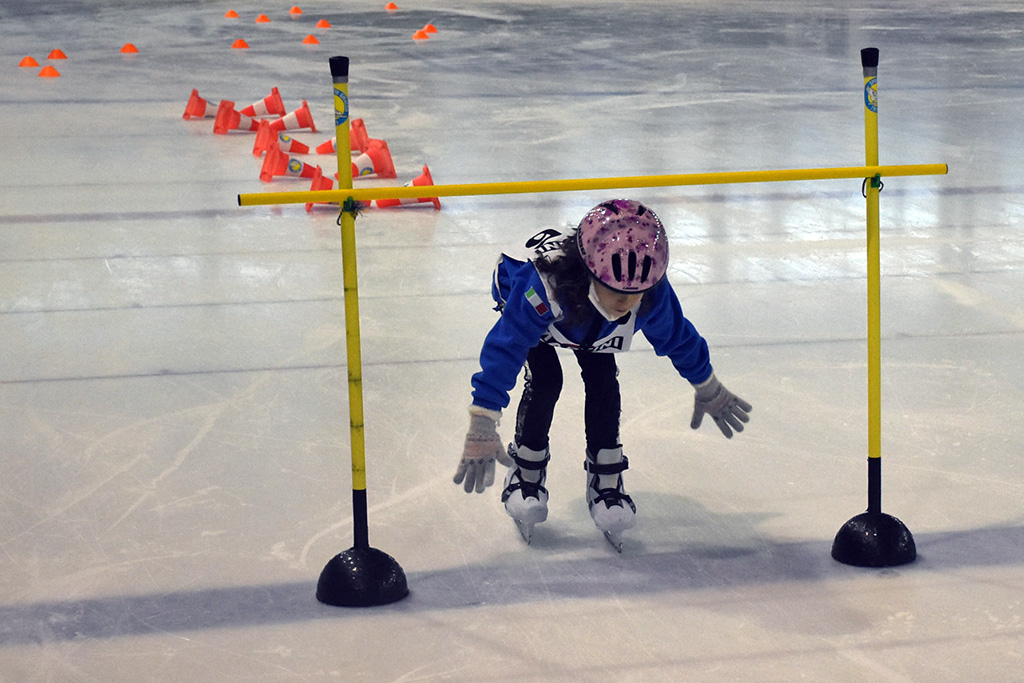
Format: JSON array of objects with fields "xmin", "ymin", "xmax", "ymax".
[
  {"xmin": 832, "ymin": 511, "xmax": 916, "ymax": 567},
  {"xmin": 861, "ymin": 47, "xmax": 879, "ymax": 68},
  {"xmin": 329, "ymin": 56, "xmax": 349, "ymax": 79},
  {"xmin": 316, "ymin": 546, "xmax": 409, "ymax": 607}
]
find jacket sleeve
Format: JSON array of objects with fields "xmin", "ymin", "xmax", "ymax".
[
  {"xmin": 471, "ymin": 264, "xmax": 555, "ymax": 411},
  {"xmin": 637, "ymin": 280, "xmax": 714, "ymax": 385}
]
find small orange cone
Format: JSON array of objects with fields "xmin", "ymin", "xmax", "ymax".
[
  {"xmin": 376, "ymin": 165, "xmax": 441, "ymax": 210},
  {"xmin": 120, "ymin": 43, "xmax": 140, "ymax": 54},
  {"xmin": 232, "ymin": 39, "xmax": 249, "ymax": 49},
  {"xmin": 385, "ymin": 3, "xmax": 398, "ymax": 12},
  {"xmin": 302, "ymin": 34, "xmax": 319, "ymax": 45},
  {"xmin": 289, "ymin": 6, "xmax": 303, "ymax": 14},
  {"xmin": 316, "ymin": 19, "xmax": 331, "ymax": 28},
  {"xmin": 256, "ymin": 13, "xmax": 270, "ymax": 23},
  {"xmin": 48, "ymin": 49, "xmax": 68, "ymax": 60},
  {"xmin": 423, "ymin": 23, "xmax": 438, "ymax": 34},
  {"xmin": 19, "ymin": 56, "xmax": 39, "ymax": 67},
  {"xmin": 39, "ymin": 65, "xmax": 61, "ymax": 78},
  {"xmin": 225, "ymin": 10, "xmax": 239, "ymax": 18},
  {"xmin": 412, "ymin": 29, "xmax": 429, "ymax": 40}
]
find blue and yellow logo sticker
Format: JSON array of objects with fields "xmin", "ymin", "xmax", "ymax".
[
  {"xmin": 334, "ymin": 88, "xmax": 349, "ymax": 127},
  {"xmin": 864, "ymin": 77, "xmax": 878, "ymax": 113}
]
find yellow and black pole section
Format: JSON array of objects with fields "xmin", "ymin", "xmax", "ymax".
[
  {"xmin": 316, "ymin": 56, "xmax": 409, "ymax": 607},
  {"xmin": 832, "ymin": 48, "xmax": 916, "ymax": 568}
]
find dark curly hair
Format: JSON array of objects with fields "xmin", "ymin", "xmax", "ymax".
[{"xmin": 534, "ymin": 229, "xmax": 656, "ymax": 326}]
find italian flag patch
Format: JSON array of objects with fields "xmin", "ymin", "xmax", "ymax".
[{"xmin": 525, "ymin": 287, "xmax": 549, "ymax": 315}]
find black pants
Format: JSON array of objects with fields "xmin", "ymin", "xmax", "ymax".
[{"xmin": 513, "ymin": 343, "xmax": 621, "ymax": 455}]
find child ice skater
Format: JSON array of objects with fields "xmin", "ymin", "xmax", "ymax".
[{"xmin": 453, "ymin": 199, "xmax": 752, "ymax": 548}]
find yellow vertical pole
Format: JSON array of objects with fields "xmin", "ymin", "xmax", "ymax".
[
  {"xmin": 862, "ymin": 47, "xmax": 883, "ymax": 514},
  {"xmin": 329, "ymin": 56, "xmax": 369, "ymax": 548}
]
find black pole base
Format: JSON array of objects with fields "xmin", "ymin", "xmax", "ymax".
[
  {"xmin": 832, "ymin": 511, "xmax": 917, "ymax": 567},
  {"xmin": 316, "ymin": 546, "xmax": 409, "ymax": 607}
]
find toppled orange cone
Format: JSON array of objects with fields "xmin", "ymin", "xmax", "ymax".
[
  {"xmin": 19, "ymin": 56, "xmax": 39, "ymax": 67},
  {"xmin": 183, "ymin": 89, "xmax": 213, "ymax": 119},
  {"xmin": 260, "ymin": 146, "xmax": 319, "ymax": 182},
  {"xmin": 240, "ymin": 86, "xmax": 285, "ymax": 117},
  {"xmin": 213, "ymin": 100, "xmax": 261, "ymax": 134},
  {"xmin": 315, "ymin": 118, "xmax": 370, "ymax": 155},
  {"xmin": 351, "ymin": 139, "xmax": 396, "ymax": 179},
  {"xmin": 305, "ymin": 166, "xmax": 335, "ymax": 213},
  {"xmin": 253, "ymin": 120, "xmax": 311, "ymax": 157},
  {"xmin": 376, "ymin": 165, "xmax": 440, "ymax": 209},
  {"xmin": 269, "ymin": 100, "xmax": 317, "ymax": 133},
  {"xmin": 39, "ymin": 65, "xmax": 60, "ymax": 77}
]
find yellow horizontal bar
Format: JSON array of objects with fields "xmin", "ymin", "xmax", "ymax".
[{"xmin": 237, "ymin": 163, "xmax": 948, "ymax": 207}]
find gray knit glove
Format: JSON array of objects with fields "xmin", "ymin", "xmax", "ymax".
[
  {"xmin": 454, "ymin": 407, "xmax": 514, "ymax": 493},
  {"xmin": 691, "ymin": 374, "xmax": 752, "ymax": 439}
]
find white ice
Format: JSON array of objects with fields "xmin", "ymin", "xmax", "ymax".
[{"xmin": 1, "ymin": 0, "xmax": 1022, "ymax": 680}]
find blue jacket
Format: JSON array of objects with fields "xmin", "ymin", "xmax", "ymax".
[{"xmin": 471, "ymin": 249, "xmax": 713, "ymax": 412}]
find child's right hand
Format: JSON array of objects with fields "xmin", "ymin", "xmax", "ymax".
[{"xmin": 454, "ymin": 411, "xmax": 514, "ymax": 493}]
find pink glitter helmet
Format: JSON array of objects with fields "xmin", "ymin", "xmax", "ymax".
[{"xmin": 575, "ymin": 199, "xmax": 669, "ymax": 293}]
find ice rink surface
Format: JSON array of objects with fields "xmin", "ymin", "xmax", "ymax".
[{"xmin": 1, "ymin": 0, "xmax": 1022, "ymax": 680}]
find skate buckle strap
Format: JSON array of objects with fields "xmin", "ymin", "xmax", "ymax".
[
  {"xmin": 583, "ymin": 455, "xmax": 629, "ymax": 475},
  {"xmin": 512, "ymin": 451, "xmax": 550, "ymax": 470}
]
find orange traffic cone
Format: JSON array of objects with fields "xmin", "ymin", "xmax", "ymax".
[
  {"xmin": 302, "ymin": 35, "xmax": 320, "ymax": 45},
  {"xmin": 213, "ymin": 100, "xmax": 260, "ymax": 134},
  {"xmin": 386, "ymin": 3, "xmax": 398, "ymax": 12},
  {"xmin": 412, "ymin": 29, "xmax": 429, "ymax": 40},
  {"xmin": 376, "ymin": 165, "xmax": 440, "ymax": 209},
  {"xmin": 48, "ymin": 49, "xmax": 68, "ymax": 59},
  {"xmin": 269, "ymin": 100, "xmax": 317, "ymax": 133},
  {"xmin": 253, "ymin": 120, "xmax": 310, "ymax": 156},
  {"xmin": 19, "ymin": 56, "xmax": 39, "ymax": 67},
  {"xmin": 225, "ymin": 10, "xmax": 239, "ymax": 18},
  {"xmin": 120, "ymin": 43, "xmax": 140, "ymax": 54},
  {"xmin": 232, "ymin": 39, "xmax": 249, "ymax": 49},
  {"xmin": 351, "ymin": 139, "xmax": 396, "ymax": 179},
  {"xmin": 289, "ymin": 6, "xmax": 303, "ymax": 15},
  {"xmin": 316, "ymin": 19, "xmax": 331, "ymax": 28},
  {"xmin": 260, "ymin": 146, "xmax": 319, "ymax": 182},
  {"xmin": 305, "ymin": 166, "xmax": 335, "ymax": 212},
  {"xmin": 240, "ymin": 86, "xmax": 285, "ymax": 117},
  {"xmin": 423, "ymin": 23, "xmax": 438, "ymax": 34},
  {"xmin": 38, "ymin": 65, "xmax": 60, "ymax": 78},
  {"xmin": 256, "ymin": 13, "xmax": 270, "ymax": 23},
  {"xmin": 182, "ymin": 89, "xmax": 213, "ymax": 119},
  {"xmin": 314, "ymin": 118, "xmax": 370, "ymax": 155}
]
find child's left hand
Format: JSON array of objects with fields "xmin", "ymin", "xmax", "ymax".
[{"xmin": 690, "ymin": 374, "xmax": 752, "ymax": 439}]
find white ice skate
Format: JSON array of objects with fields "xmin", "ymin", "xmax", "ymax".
[
  {"xmin": 585, "ymin": 446, "xmax": 636, "ymax": 552},
  {"xmin": 501, "ymin": 443, "xmax": 550, "ymax": 544}
]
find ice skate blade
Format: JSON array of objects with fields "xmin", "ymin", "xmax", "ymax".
[
  {"xmin": 514, "ymin": 519, "xmax": 535, "ymax": 545},
  {"xmin": 603, "ymin": 531, "xmax": 623, "ymax": 553}
]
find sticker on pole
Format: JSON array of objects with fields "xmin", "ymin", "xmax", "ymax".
[
  {"xmin": 334, "ymin": 88, "xmax": 349, "ymax": 127},
  {"xmin": 864, "ymin": 77, "xmax": 878, "ymax": 113}
]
